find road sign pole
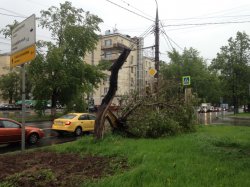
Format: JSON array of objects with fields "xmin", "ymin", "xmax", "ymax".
[
  {"xmin": 10, "ymin": 14, "xmax": 36, "ymax": 152},
  {"xmin": 21, "ymin": 64, "xmax": 26, "ymax": 152}
]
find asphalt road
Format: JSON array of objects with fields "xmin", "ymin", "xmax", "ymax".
[
  {"xmin": 2, "ymin": 112, "xmax": 249, "ymax": 154},
  {"xmin": 0, "ymin": 121, "xmax": 84, "ymax": 154}
]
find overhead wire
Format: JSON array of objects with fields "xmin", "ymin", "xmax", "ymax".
[
  {"xmin": 162, "ymin": 14, "xmax": 250, "ymax": 22},
  {"xmin": 129, "ymin": 24, "xmax": 154, "ymax": 51},
  {"xmin": 160, "ymin": 21, "xmax": 183, "ymax": 52},
  {"xmin": 164, "ymin": 14, "xmax": 250, "ymax": 32},
  {"xmin": 159, "ymin": 21, "xmax": 174, "ymax": 52},
  {"xmin": 0, "ymin": 12, "xmax": 27, "ymax": 19},
  {"xmin": 162, "ymin": 4, "xmax": 250, "ymax": 22},
  {"xmin": 161, "ymin": 32, "xmax": 174, "ymax": 52},
  {"xmin": 118, "ymin": 0, "xmax": 154, "ymax": 19},
  {"xmin": 105, "ymin": 0, "xmax": 154, "ymax": 22},
  {"xmin": 0, "ymin": 8, "xmax": 27, "ymax": 17},
  {"xmin": 163, "ymin": 20, "xmax": 250, "ymax": 27}
]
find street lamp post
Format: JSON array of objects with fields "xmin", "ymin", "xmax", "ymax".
[{"xmin": 154, "ymin": 0, "xmax": 160, "ymax": 90}]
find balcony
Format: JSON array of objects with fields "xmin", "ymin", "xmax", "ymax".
[
  {"xmin": 101, "ymin": 53, "xmax": 120, "ymax": 61},
  {"xmin": 101, "ymin": 42, "xmax": 128, "ymax": 50},
  {"xmin": 101, "ymin": 56, "xmax": 118, "ymax": 61}
]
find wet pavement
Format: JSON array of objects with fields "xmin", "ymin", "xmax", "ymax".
[
  {"xmin": 1, "ymin": 112, "xmax": 249, "ymax": 154},
  {"xmin": 0, "ymin": 121, "xmax": 86, "ymax": 154},
  {"xmin": 197, "ymin": 111, "xmax": 250, "ymax": 127}
]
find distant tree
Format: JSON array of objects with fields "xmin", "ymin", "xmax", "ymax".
[
  {"xmin": 162, "ymin": 48, "xmax": 222, "ymax": 104},
  {"xmin": 0, "ymin": 20, "xmax": 19, "ymax": 37},
  {"xmin": 27, "ymin": 1, "xmax": 105, "ymax": 116},
  {"xmin": 0, "ymin": 21, "xmax": 33, "ymax": 102},
  {"xmin": 0, "ymin": 71, "xmax": 20, "ymax": 104},
  {"xmin": 210, "ymin": 32, "xmax": 250, "ymax": 113}
]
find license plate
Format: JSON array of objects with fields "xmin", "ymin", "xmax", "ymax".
[{"xmin": 56, "ymin": 121, "xmax": 63, "ymax": 125}]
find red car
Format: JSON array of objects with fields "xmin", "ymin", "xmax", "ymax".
[{"xmin": 0, "ymin": 118, "xmax": 44, "ymax": 145}]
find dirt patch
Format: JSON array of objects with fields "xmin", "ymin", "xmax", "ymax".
[{"xmin": 0, "ymin": 151, "xmax": 128, "ymax": 187}]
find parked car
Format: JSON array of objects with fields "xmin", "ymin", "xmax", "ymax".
[
  {"xmin": 213, "ymin": 107, "xmax": 220, "ymax": 112},
  {"xmin": 198, "ymin": 106, "xmax": 208, "ymax": 113},
  {"xmin": 15, "ymin": 100, "xmax": 35, "ymax": 109},
  {"xmin": 0, "ymin": 118, "xmax": 44, "ymax": 145},
  {"xmin": 52, "ymin": 113, "xmax": 96, "ymax": 136},
  {"xmin": 0, "ymin": 103, "xmax": 7, "ymax": 110},
  {"xmin": 0, "ymin": 104, "xmax": 21, "ymax": 110}
]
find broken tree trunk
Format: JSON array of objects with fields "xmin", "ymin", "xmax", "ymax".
[{"xmin": 94, "ymin": 48, "xmax": 131, "ymax": 140}]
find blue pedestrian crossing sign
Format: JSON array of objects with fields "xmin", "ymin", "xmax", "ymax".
[{"xmin": 182, "ymin": 76, "xmax": 191, "ymax": 86}]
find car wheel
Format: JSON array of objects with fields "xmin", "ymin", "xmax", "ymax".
[
  {"xmin": 75, "ymin": 127, "xmax": 82, "ymax": 136},
  {"xmin": 56, "ymin": 131, "xmax": 64, "ymax": 137},
  {"xmin": 28, "ymin": 133, "xmax": 39, "ymax": 145}
]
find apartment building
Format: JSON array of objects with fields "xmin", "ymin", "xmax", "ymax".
[
  {"xmin": 0, "ymin": 54, "xmax": 10, "ymax": 103},
  {"xmin": 84, "ymin": 31, "xmax": 155, "ymax": 106},
  {"xmin": 0, "ymin": 54, "xmax": 10, "ymax": 76}
]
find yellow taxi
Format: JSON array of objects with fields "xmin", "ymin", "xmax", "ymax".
[{"xmin": 52, "ymin": 113, "xmax": 96, "ymax": 136}]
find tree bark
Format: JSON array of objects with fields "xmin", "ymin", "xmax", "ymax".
[{"xmin": 94, "ymin": 48, "xmax": 131, "ymax": 140}]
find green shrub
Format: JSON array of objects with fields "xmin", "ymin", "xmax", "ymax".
[
  {"xmin": 34, "ymin": 100, "xmax": 47, "ymax": 117},
  {"xmin": 126, "ymin": 103, "xmax": 196, "ymax": 138}
]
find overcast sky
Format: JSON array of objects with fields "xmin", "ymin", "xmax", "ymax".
[{"xmin": 1, "ymin": 0, "xmax": 250, "ymax": 63}]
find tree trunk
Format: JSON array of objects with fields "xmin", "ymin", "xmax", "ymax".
[
  {"xmin": 94, "ymin": 48, "xmax": 131, "ymax": 140},
  {"xmin": 51, "ymin": 90, "xmax": 58, "ymax": 119}
]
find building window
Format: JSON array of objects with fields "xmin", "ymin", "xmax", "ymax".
[
  {"xmin": 104, "ymin": 39, "xmax": 112, "ymax": 46},
  {"xmin": 130, "ymin": 55, "xmax": 134, "ymax": 64},
  {"xmin": 130, "ymin": 78, "xmax": 134, "ymax": 86},
  {"xmin": 104, "ymin": 51, "xmax": 112, "ymax": 59},
  {"xmin": 104, "ymin": 87, "xmax": 109, "ymax": 94},
  {"xmin": 131, "ymin": 67, "xmax": 133, "ymax": 73}
]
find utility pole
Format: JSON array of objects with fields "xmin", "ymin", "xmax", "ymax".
[{"xmin": 154, "ymin": 3, "xmax": 160, "ymax": 89}]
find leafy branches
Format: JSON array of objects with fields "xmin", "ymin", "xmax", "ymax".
[{"xmin": 210, "ymin": 32, "xmax": 250, "ymax": 111}]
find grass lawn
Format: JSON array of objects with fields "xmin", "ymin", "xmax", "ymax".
[
  {"xmin": 229, "ymin": 112, "xmax": 250, "ymax": 118},
  {"xmin": 47, "ymin": 125, "xmax": 250, "ymax": 187}
]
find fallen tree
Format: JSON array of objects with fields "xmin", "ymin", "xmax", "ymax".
[{"xmin": 94, "ymin": 48, "xmax": 131, "ymax": 140}]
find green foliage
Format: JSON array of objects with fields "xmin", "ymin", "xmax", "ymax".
[
  {"xmin": 128, "ymin": 109, "xmax": 180, "ymax": 138},
  {"xmin": 126, "ymin": 104, "xmax": 196, "ymax": 138},
  {"xmin": 1, "ymin": 169, "xmax": 56, "ymax": 187},
  {"xmin": 26, "ymin": 1, "xmax": 105, "ymax": 114},
  {"xmin": 64, "ymin": 95, "xmax": 88, "ymax": 113},
  {"xmin": 0, "ymin": 71, "xmax": 20, "ymax": 103},
  {"xmin": 33, "ymin": 100, "xmax": 47, "ymax": 117},
  {"xmin": 123, "ymin": 80, "xmax": 196, "ymax": 138},
  {"xmin": 0, "ymin": 20, "xmax": 19, "ymax": 38},
  {"xmin": 162, "ymin": 48, "xmax": 222, "ymax": 104},
  {"xmin": 210, "ymin": 31, "xmax": 250, "ymax": 109},
  {"xmin": 97, "ymin": 60, "xmax": 113, "ymax": 70},
  {"xmin": 51, "ymin": 126, "xmax": 250, "ymax": 187}
]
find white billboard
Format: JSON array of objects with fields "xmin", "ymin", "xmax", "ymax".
[{"xmin": 11, "ymin": 14, "xmax": 36, "ymax": 54}]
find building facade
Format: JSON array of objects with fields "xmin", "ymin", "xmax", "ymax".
[
  {"xmin": 0, "ymin": 54, "xmax": 10, "ymax": 76},
  {"xmin": 84, "ymin": 31, "xmax": 155, "ymax": 106},
  {"xmin": 0, "ymin": 54, "xmax": 10, "ymax": 103}
]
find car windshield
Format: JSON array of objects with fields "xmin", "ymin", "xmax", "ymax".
[{"xmin": 59, "ymin": 114, "xmax": 77, "ymax": 119}]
